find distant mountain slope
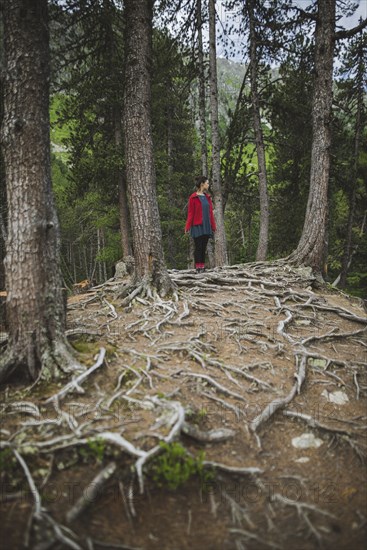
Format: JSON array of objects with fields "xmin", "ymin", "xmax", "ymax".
[{"xmin": 217, "ymin": 57, "xmax": 247, "ymax": 123}]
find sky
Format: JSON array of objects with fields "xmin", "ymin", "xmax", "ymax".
[
  {"xmin": 338, "ymin": 0, "xmax": 367, "ymax": 27},
  {"xmin": 216, "ymin": 0, "xmax": 367, "ymax": 61}
]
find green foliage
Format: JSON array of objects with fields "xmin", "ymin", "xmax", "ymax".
[
  {"xmin": 185, "ymin": 406, "xmax": 208, "ymax": 425},
  {"xmin": 346, "ymin": 272, "xmax": 367, "ymax": 297},
  {"xmin": 152, "ymin": 31, "xmax": 199, "ymax": 269},
  {"xmin": 43, "ymin": 2, "xmax": 366, "ymax": 297},
  {"xmin": 267, "ymin": 57, "xmax": 313, "ymax": 257},
  {"xmin": 79, "ymin": 438, "xmax": 106, "ymax": 464},
  {"xmin": 0, "ymin": 448, "xmax": 24, "ymax": 492},
  {"xmin": 50, "ymin": 93, "xmax": 74, "ymax": 163},
  {"xmin": 150, "ymin": 441, "xmax": 213, "ymax": 490},
  {"xmin": 70, "ymin": 339, "xmax": 100, "ymax": 354},
  {"xmin": 0, "ymin": 448, "xmax": 16, "ymax": 474}
]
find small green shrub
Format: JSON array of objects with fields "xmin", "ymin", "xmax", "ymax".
[
  {"xmin": 0, "ymin": 448, "xmax": 16, "ymax": 474},
  {"xmin": 150, "ymin": 441, "xmax": 213, "ymax": 490},
  {"xmin": 185, "ymin": 406, "xmax": 208, "ymax": 425},
  {"xmin": 79, "ymin": 437, "xmax": 106, "ymax": 464}
]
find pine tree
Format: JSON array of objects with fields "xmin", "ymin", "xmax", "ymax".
[
  {"xmin": 289, "ymin": 0, "xmax": 366, "ymax": 273},
  {"xmin": 51, "ymin": 0, "xmax": 130, "ymax": 282},
  {"xmin": 208, "ymin": 0, "xmax": 228, "ymax": 266},
  {"xmin": 0, "ymin": 0, "xmax": 78, "ymax": 383},
  {"xmin": 247, "ymin": 0, "xmax": 269, "ymax": 261},
  {"xmin": 338, "ymin": 29, "xmax": 366, "ymax": 288},
  {"xmin": 123, "ymin": 0, "xmax": 174, "ymax": 294},
  {"xmin": 288, "ymin": 0, "xmax": 336, "ymax": 272}
]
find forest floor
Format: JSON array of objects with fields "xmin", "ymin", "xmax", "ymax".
[{"xmin": 0, "ymin": 261, "xmax": 366, "ymax": 550}]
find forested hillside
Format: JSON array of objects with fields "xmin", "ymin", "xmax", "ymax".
[{"xmin": 7, "ymin": 0, "xmax": 361, "ymax": 297}]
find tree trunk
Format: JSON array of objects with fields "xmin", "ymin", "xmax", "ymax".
[
  {"xmin": 208, "ymin": 0, "xmax": 228, "ymax": 266},
  {"xmin": 339, "ymin": 37, "xmax": 364, "ymax": 288},
  {"xmin": 0, "ymin": 0, "xmax": 77, "ymax": 383},
  {"xmin": 72, "ymin": 244, "xmax": 77, "ymax": 284},
  {"xmin": 247, "ymin": 0, "xmax": 269, "ymax": 261},
  {"xmin": 97, "ymin": 228, "xmax": 103, "ymax": 283},
  {"xmin": 102, "ymin": 229, "xmax": 108, "ymax": 281},
  {"xmin": 123, "ymin": 0, "xmax": 173, "ymax": 294},
  {"xmin": 118, "ymin": 170, "xmax": 132, "ymax": 258},
  {"xmin": 0, "ymin": 44, "xmax": 6, "ymax": 293},
  {"xmin": 247, "ymin": 196, "xmax": 253, "ymax": 259},
  {"xmin": 223, "ymin": 67, "xmax": 248, "ymax": 211},
  {"xmin": 166, "ymin": 108, "xmax": 177, "ymax": 267},
  {"xmin": 289, "ymin": 0, "xmax": 336, "ymax": 273},
  {"xmin": 197, "ymin": 0, "xmax": 215, "ymax": 269},
  {"xmin": 197, "ymin": 0, "xmax": 208, "ymax": 176},
  {"xmin": 82, "ymin": 244, "xmax": 88, "ymax": 281},
  {"xmin": 0, "ymin": 184, "xmax": 6, "ymax": 291},
  {"xmin": 114, "ymin": 110, "xmax": 132, "ymax": 258}
]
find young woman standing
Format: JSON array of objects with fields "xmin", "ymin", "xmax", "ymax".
[{"xmin": 185, "ymin": 176, "xmax": 216, "ymax": 273}]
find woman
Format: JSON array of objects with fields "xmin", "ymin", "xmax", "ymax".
[{"xmin": 185, "ymin": 176, "xmax": 216, "ymax": 273}]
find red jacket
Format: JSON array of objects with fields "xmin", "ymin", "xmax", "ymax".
[{"xmin": 185, "ymin": 192, "xmax": 217, "ymax": 232}]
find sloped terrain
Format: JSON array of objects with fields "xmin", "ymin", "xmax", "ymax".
[{"xmin": 0, "ymin": 262, "xmax": 366, "ymax": 550}]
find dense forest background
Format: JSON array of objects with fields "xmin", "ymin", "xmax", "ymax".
[{"xmin": 1, "ymin": 0, "xmax": 366, "ymax": 296}]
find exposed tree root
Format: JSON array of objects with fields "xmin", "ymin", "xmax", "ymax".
[
  {"xmin": 0, "ymin": 348, "xmax": 17, "ymax": 384},
  {"xmin": 45, "ymin": 347, "xmax": 106, "ymax": 403},
  {"xmin": 12, "ymin": 449, "xmax": 81, "ymax": 550},
  {"xmin": 1, "ymin": 260, "xmax": 366, "ymax": 548},
  {"xmin": 283, "ymin": 410, "xmax": 367, "ymax": 461},
  {"xmin": 271, "ymin": 492, "xmax": 336, "ymax": 544},
  {"xmin": 66, "ymin": 462, "xmax": 117, "ymax": 524},
  {"xmin": 229, "ymin": 528, "xmax": 282, "ymax": 549},
  {"xmin": 118, "ymin": 273, "xmax": 178, "ymax": 308},
  {"xmin": 202, "ymin": 461, "xmax": 263, "ymax": 476},
  {"xmin": 0, "ymin": 336, "xmax": 85, "ymax": 386},
  {"xmin": 250, "ymin": 354, "xmax": 307, "ymax": 432},
  {"xmin": 182, "ymin": 421, "xmax": 235, "ymax": 443}
]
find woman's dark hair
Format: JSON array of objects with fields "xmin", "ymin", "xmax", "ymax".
[{"xmin": 195, "ymin": 175, "xmax": 208, "ymax": 189}]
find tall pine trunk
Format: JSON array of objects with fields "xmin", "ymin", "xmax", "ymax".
[
  {"xmin": 208, "ymin": 0, "xmax": 227, "ymax": 266},
  {"xmin": 0, "ymin": 58, "xmax": 5, "ymax": 293},
  {"xmin": 114, "ymin": 112, "xmax": 132, "ymax": 258},
  {"xmin": 123, "ymin": 0, "xmax": 173, "ymax": 294},
  {"xmin": 289, "ymin": 0, "xmax": 336, "ymax": 273},
  {"xmin": 166, "ymin": 106, "xmax": 177, "ymax": 267},
  {"xmin": 0, "ymin": 0, "xmax": 77, "ymax": 383},
  {"xmin": 197, "ymin": 0, "xmax": 214, "ymax": 268},
  {"xmin": 247, "ymin": 0, "xmax": 269, "ymax": 261},
  {"xmin": 197, "ymin": 0, "xmax": 208, "ymax": 176},
  {"xmin": 0, "ymin": 173, "xmax": 5, "ymax": 292},
  {"xmin": 339, "ymin": 38, "xmax": 364, "ymax": 288}
]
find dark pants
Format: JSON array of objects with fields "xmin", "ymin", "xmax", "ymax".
[{"xmin": 194, "ymin": 235, "xmax": 210, "ymax": 265}]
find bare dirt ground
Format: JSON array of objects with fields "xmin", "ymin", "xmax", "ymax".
[{"xmin": 1, "ymin": 262, "xmax": 366, "ymax": 550}]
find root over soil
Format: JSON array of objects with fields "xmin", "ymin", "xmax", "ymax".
[{"xmin": 0, "ymin": 262, "xmax": 366, "ymax": 549}]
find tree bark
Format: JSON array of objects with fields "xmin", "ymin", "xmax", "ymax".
[
  {"xmin": 197, "ymin": 0, "xmax": 214, "ymax": 269},
  {"xmin": 247, "ymin": 0, "xmax": 269, "ymax": 261},
  {"xmin": 166, "ymin": 107, "xmax": 177, "ymax": 268},
  {"xmin": 0, "ymin": 0, "xmax": 77, "ymax": 383},
  {"xmin": 0, "ymin": 31, "xmax": 6, "ymax": 293},
  {"xmin": 97, "ymin": 228, "xmax": 103, "ymax": 283},
  {"xmin": 289, "ymin": 0, "xmax": 336, "ymax": 273},
  {"xmin": 197, "ymin": 0, "xmax": 208, "ymax": 176},
  {"xmin": 208, "ymin": 0, "xmax": 228, "ymax": 266},
  {"xmin": 118, "ymin": 170, "xmax": 132, "ymax": 258},
  {"xmin": 0, "ymin": 177, "xmax": 6, "ymax": 292},
  {"xmin": 114, "ymin": 113, "xmax": 132, "ymax": 258},
  {"xmin": 222, "ymin": 66, "xmax": 248, "ymax": 212},
  {"xmin": 123, "ymin": 0, "xmax": 173, "ymax": 294},
  {"xmin": 339, "ymin": 36, "xmax": 364, "ymax": 288}
]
